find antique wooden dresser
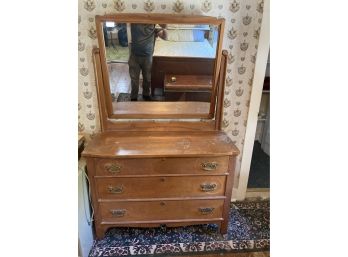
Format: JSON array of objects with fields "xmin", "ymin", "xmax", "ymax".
[
  {"xmin": 83, "ymin": 130, "xmax": 239, "ymax": 238},
  {"xmin": 82, "ymin": 14, "xmax": 239, "ymax": 239},
  {"xmin": 82, "ymin": 49, "xmax": 239, "ymax": 238}
]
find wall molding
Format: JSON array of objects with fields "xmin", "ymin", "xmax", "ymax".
[{"xmin": 234, "ymin": 0, "xmax": 270, "ymax": 200}]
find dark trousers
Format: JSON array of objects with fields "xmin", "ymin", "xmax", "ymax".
[{"xmin": 128, "ymin": 53, "xmax": 152, "ymax": 99}]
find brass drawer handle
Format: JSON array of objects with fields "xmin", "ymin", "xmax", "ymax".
[
  {"xmin": 201, "ymin": 162, "xmax": 218, "ymax": 171},
  {"xmin": 104, "ymin": 163, "xmax": 121, "ymax": 174},
  {"xmin": 199, "ymin": 207, "xmax": 215, "ymax": 215},
  {"xmin": 110, "ymin": 209, "xmax": 126, "ymax": 217},
  {"xmin": 107, "ymin": 185, "xmax": 124, "ymax": 194},
  {"xmin": 200, "ymin": 183, "xmax": 217, "ymax": 192}
]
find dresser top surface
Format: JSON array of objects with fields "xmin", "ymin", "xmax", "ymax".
[{"xmin": 82, "ymin": 131, "xmax": 239, "ymax": 158}]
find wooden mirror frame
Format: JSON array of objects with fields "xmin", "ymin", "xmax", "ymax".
[{"xmin": 95, "ymin": 13, "xmax": 225, "ymax": 120}]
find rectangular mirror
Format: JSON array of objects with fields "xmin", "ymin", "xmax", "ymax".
[{"xmin": 95, "ymin": 14, "xmax": 225, "ymax": 119}]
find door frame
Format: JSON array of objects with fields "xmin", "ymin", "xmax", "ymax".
[{"xmin": 232, "ymin": 0, "xmax": 270, "ymax": 201}]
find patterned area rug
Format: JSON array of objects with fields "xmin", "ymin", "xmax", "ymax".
[
  {"xmin": 89, "ymin": 201, "xmax": 270, "ymax": 257},
  {"xmin": 116, "ymin": 93, "xmax": 133, "ymax": 102},
  {"xmin": 116, "ymin": 93, "xmax": 165, "ymax": 102}
]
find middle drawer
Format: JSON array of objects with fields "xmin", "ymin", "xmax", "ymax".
[{"xmin": 96, "ymin": 176, "xmax": 226, "ymax": 199}]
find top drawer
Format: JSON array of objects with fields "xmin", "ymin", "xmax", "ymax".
[{"xmin": 95, "ymin": 156, "xmax": 229, "ymax": 176}]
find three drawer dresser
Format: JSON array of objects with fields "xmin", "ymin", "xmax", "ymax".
[{"xmin": 83, "ymin": 131, "xmax": 239, "ymax": 238}]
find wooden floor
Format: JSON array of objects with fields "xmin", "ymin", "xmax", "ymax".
[
  {"xmin": 165, "ymin": 252, "xmax": 269, "ymax": 257},
  {"xmin": 107, "ymin": 62, "xmax": 144, "ymax": 99}
]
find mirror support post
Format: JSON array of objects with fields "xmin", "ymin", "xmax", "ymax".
[
  {"xmin": 215, "ymin": 50, "xmax": 228, "ymax": 131},
  {"xmin": 92, "ymin": 47, "xmax": 108, "ymax": 132}
]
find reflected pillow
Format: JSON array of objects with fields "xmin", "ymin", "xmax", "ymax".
[{"xmin": 193, "ymin": 30, "xmax": 205, "ymax": 42}]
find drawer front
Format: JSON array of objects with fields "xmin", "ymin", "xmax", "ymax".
[
  {"xmin": 100, "ymin": 199, "xmax": 224, "ymax": 222},
  {"xmin": 95, "ymin": 156, "xmax": 229, "ymax": 176},
  {"xmin": 96, "ymin": 176, "xmax": 226, "ymax": 199}
]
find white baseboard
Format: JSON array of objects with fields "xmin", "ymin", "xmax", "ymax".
[{"xmin": 246, "ymin": 188, "xmax": 270, "ymax": 199}]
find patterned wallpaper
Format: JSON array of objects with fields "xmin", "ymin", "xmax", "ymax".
[{"xmin": 78, "ymin": 0, "xmax": 264, "ymax": 186}]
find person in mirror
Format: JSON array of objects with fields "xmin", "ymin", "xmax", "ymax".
[{"xmin": 129, "ymin": 24, "xmax": 167, "ymax": 101}]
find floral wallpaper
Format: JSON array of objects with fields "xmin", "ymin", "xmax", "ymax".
[{"xmin": 78, "ymin": 0, "xmax": 265, "ymax": 186}]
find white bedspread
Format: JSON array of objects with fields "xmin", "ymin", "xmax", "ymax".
[{"xmin": 153, "ymin": 38, "xmax": 216, "ymax": 58}]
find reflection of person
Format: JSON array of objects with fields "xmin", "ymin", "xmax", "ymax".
[{"xmin": 129, "ymin": 24, "xmax": 167, "ymax": 101}]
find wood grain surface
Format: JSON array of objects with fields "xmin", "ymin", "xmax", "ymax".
[
  {"xmin": 96, "ymin": 175, "xmax": 226, "ymax": 199},
  {"xmin": 99, "ymin": 199, "xmax": 224, "ymax": 222},
  {"xmin": 82, "ymin": 131, "xmax": 239, "ymax": 158},
  {"xmin": 95, "ymin": 156, "xmax": 229, "ymax": 176},
  {"xmin": 165, "ymin": 74, "xmax": 212, "ymax": 92},
  {"xmin": 111, "ymin": 101, "xmax": 211, "ymax": 119}
]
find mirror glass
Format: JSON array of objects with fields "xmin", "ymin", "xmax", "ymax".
[{"xmin": 100, "ymin": 20, "xmax": 221, "ymax": 118}]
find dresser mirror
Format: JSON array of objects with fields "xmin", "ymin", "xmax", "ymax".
[{"xmin": 95, "ymin": 14, "xmax": 225, "ymax": 119}]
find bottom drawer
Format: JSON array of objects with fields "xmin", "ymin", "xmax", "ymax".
[{"xmin": 100, "ymin": 199, "xmax": 224, "ymax": 223}]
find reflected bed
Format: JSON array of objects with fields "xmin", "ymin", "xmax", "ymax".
[
  {"xmin": 153, "ymin": 38, "xmax": 216, "ymax": 58},
  {"xmin": 151, "ymin": 27, "xmax": 217, "ymax": 96}
]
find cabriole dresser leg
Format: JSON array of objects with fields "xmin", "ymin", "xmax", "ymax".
[
  {"xmin": 220, "ymin": 221, "xmax": 228, "ymax": 235},
  {"xmin": 95, "ymin": 226, "xmax": 106, "ymax": 239}
]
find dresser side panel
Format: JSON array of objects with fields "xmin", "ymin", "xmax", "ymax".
[
  {"xmin": 221, "ymin": 155, "xmax": 236, "ymax": 233},
  {"xmin": 85, "ymin": 158, "xmax": 102, "ymax": 237}
]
